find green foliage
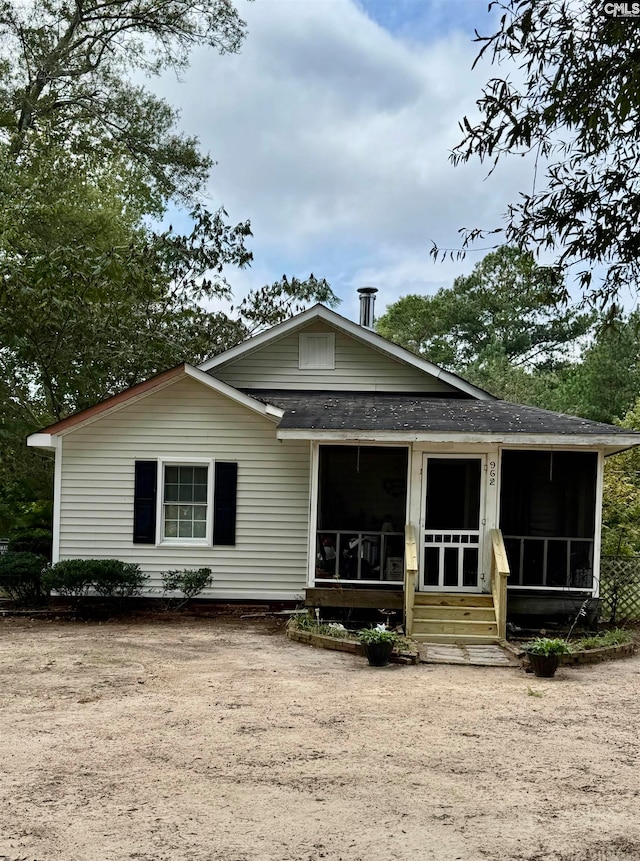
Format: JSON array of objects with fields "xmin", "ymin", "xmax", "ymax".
[
  {"xmin": 377, "ymin": 246, "xmax": 593, "ymax": 397},
  {"xmin": 602, "ymin": 400, "xmax": 640, "ymax": 555},
  {"xmin": 8, "ymin": 529, "xmax": 52, "ymax": 560},
  {"xmin": 161, "ymin": 568, "xmax": 213, "ymax": 609},
  {"xmin": 525, "ymin": 637, "xmax": 572, "ymax": 657},
  {"xmin": 0, "ymin": 551, "xmax": 48, "ymax": 606},
  {"xmin": 0, "ymin": 0, "xmax": 247, "ymax": 208},
  {"xmin": 89, "ymin": 561, "xmax": 148, "ymax": 599},
  {"xmin": 572, "ymin": 629, "xmax": 632, "ymax": 651},
  {"xmin": 43, "ymin": 558, "xmax": 147, "ymax": 601},
  {"xmin": 447, "ymin": 0, "xmax": 640, "ymax": 306},
  {"xmin": 289, "ymin": 613, "xmax": 354, "ymax": 639},
  {"xmin": 357, "ymin": 625, "xmax": 400, "ymax": 646}
]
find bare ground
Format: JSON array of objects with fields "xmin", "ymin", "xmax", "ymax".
[{"xmin": 0, "ymin": 614, "xmax": 639, "ymax": 861}]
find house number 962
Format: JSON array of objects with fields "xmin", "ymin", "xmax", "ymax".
[{"xmin": 489, "ymin": 461, "xmax": 496, "ymax": 485}]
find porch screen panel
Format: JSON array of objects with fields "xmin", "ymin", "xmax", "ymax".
[
  {"xmin": 425, "ymin": 459, "xmax": 481, "ymax": 530},
  {"xmin": 500, "ymin": 451, "xmax": 597, "ymax": 588}
]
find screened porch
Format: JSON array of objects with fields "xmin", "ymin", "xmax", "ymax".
[{"xmin": 315, "ymin": 445, "xmax": 408, "ymax": 585}]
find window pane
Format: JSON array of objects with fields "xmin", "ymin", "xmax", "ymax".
[
  {"xmin": 165, "ymin": 466, "xmax": 179, "ymax": 484},
  {"xmin": 193, "ymin": 467, "xmax": 208, "ymax": 484},
  {"xmin": 178, "ymin": 520, "xmax": 192, "ymax": 538},
  {"xmin": 165, "ymin": 505, "xmax": 179, "ymax": 520},
  {"xmin": 424, "ymin": 547, "xmax": 439, "ymax": 586},
  {"xmin": 193, "ymin": 506, "xmax": 206, "ymax": 521},
  {"xmin": 164, "ymin": 483, "xmax": 179, "ymax": 502},
  {"xmin": 443, "ymin": 547, "xmax": 458, "ymax": 587},
  {"xmin": 193, "ymin": 484, "xmax": 207, "ymax": 503},
  {"xmin": 193, "ymin": 520, "xmax": 206, "ymax": 538},
  {"xmin": 165, "ymin": 520, "xmax": 178, "ymax": 538},
  {"xmin": 179, "ymin": 484, "xmax": 193, "ymax": 502}
]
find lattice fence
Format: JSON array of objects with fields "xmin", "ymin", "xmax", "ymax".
[{"xmin": 599, "ymin": 557, "xmax": 640, "ymax": 623}]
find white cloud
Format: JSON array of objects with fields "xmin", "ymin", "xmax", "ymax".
[{"xmin": 155, "ymin": 0, "xmax": 531, "ymax": 316}]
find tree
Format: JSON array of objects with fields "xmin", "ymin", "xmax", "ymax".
[
  {"xmin": 553, "ymin": 312, "xmax": 640, "ymax": 424},
  {"xmin": 377, "ymin": 246, "xmax": 592, "ymax": 398},
  {"xmin": 0, "ymin": 0, "xmax": 247, "ymax": 210},
  {"xmin": 446, "ymin": 0, "xmax": 640, "ymax": 307}
]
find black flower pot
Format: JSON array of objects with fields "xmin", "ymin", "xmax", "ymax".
[
  {"xmin": 363, "ymin": 641, "xmax": 394, "ymax": 667},
  {"xmin": 527, "ymin": 652, "xmax": 560, "ymax": 678}
]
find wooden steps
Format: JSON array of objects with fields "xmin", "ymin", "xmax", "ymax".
[{"xmin": 411, "ymin": 592, "xmax": 500, "ymax": 645}]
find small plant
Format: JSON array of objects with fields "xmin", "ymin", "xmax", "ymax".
[
  {"xmin": 525, "ymin": 637, "xmax": 572, "ymax": 656},
  {"xmin": 0, "ymin": 551, "xmax": 48, "ymax": 606},
  {"xmin": 161, "ymin": 567, "xmax": 212, "ymax": 609},
  {"xmin": 527, "ymin": 686, "xmax": 543, "ymax": 698},
  {"xmin": 289, "ymin": 613, "xmax": 355, "ymax": 639},
  {"xmin": 357, "ymin": 623, "xmax": 401, "ymax": 646},
  {"xmin": 572, "ymin": 629, "xmax": 633, "ymax": 650}
]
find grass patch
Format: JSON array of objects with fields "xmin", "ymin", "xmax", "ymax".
[{"xmin": 571, "ymin": 628, "xmax": 633, "ymax": 651}]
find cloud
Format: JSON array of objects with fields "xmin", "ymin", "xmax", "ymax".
[{"xmin": 155, "ymin": 0, "xmax": 530, "ymax": 314}]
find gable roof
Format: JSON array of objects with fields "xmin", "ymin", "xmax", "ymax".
[
  {"xmin": 198, "ymin": 304, "xmax": 495, "ymax": 401},
  {"xmin": 27, "ymin": 364, "xmax": 284, "ymax": 447}
]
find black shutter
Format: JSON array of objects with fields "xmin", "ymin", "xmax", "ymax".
[
  {"xmin": 134, "ymin": 461, "xmax": 157, "ymax": 544},
  {"xmin": 213, "ymin": 462, "xmax": 237, "ymax": 546}
]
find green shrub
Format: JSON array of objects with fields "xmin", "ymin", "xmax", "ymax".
[
  {"xmin": 89, "ymin": 560, "xmax": 148, "ymax": 598},
  {"xmin": 572, "ymin": 628, "xmax": 633, "ymax": 650},
  {"xmin": 525, "ymin": 637, "xmax": 572, "ymax": 656},
  {"xmin": 161, "ymin": 568, "xmax": 212, "ymax": 609},
  {"xmin": 8, "ymin": 529, "xmax": 53, "ymax": 560},
  {"xmin": 43, "ymin": 558, "xmax": 147, "ymax": 603},
  {"xmin": 43, "ymin": 559, "xmax": 94, "ymax": 599},
  {"xmin": 0, "ymin": 552, "xmax": 48, "ymax": 606}
]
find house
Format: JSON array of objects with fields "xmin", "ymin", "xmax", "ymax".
[{"xmin": 27, "ymin": 290, "xmax": 640, "ymax": 643}]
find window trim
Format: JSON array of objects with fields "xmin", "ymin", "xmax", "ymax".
[
  {"xmin": 299, "ymin": 332, "xmax": 335, "ymax": 370},
  {"xmin": 155, "ymin": 458, "xmax": 214, "ymax": 547}
]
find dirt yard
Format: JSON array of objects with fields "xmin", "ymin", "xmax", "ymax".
[{"xmin": 0, "ymin": 614, "xmax": 639, "ymax": 861}]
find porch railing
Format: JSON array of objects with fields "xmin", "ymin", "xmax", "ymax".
[
  {"xmin": 503, "ymin": 535, "xmax": 594, "ymax": 589},
  {"xmin": 404, "ymin": 524, "xmax": 418, "ymax": 638},
  {"xmin": 315, "ymin": 530, "xmax": 404, "ymax": 583},
  {"xmin": 490, "ymin": 528, "xmax": 510, "ymax": 641}
]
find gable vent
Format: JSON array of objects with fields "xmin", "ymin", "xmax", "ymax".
[{"xmin": 299, "ymin": 333, "xmax": 335, "ymax": 369}]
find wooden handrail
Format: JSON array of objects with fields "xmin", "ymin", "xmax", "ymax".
[
  {"xmin": 490, "ymin": 528, "xmax": 510, "ymax": 641},
  {"xmin": 404, "ymin": 524, "xmax": 418, "ymax": 637}
]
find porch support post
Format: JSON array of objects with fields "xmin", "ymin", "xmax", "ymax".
[
  {"xmin": 307, "ymin": 441, "xmax": 320, "ymax": 588},
  {"xmin": 404, "ymin": 524, "xmax": 418, "ymax": 637}
]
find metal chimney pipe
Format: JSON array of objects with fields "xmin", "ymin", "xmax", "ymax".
[{"xmin": 357, "ymin": 286, "xmax": 378, "ymax": 329}]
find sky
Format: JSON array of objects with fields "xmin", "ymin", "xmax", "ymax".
[{"xmin": 155, "ymin": 0, "xmax": 531, "ymax": 322}]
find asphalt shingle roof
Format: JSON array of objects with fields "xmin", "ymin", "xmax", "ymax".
[{"xmin": 244, "ymin": 390, "xmax": 638, "ymax": 436}]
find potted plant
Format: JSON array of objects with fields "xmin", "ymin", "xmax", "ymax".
[
  {"xmin": 525, "ymin": 637, "xmax": 572, "ymax": 677},
  {"xmin": 358, "ymin": 624, "xmax": 399, "ymax": 667}
]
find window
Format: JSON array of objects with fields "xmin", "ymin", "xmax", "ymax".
[
  {"xmin": 133, "ymin": 459, "xmax": 237, "ymax": 546},
  {"xmin": 163, "ymin": 465, "xmax": 209, "ymax": 540},
  {"xmin": 299, "ymin": 333, "xmax": 335, "ymax": 369}
]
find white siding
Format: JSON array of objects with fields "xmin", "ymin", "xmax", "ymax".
[
  {"xmin": 214, "ymin": 322, "xmax": 457, "ymax": 392},
  {"xmin": 58, "ymin": 376, "xmax": 310, "ymax": 600}
]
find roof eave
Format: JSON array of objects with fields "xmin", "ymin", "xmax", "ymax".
[{"xmin": 276, "ymin": 428, "xmax": 640, "ymax": 449}]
